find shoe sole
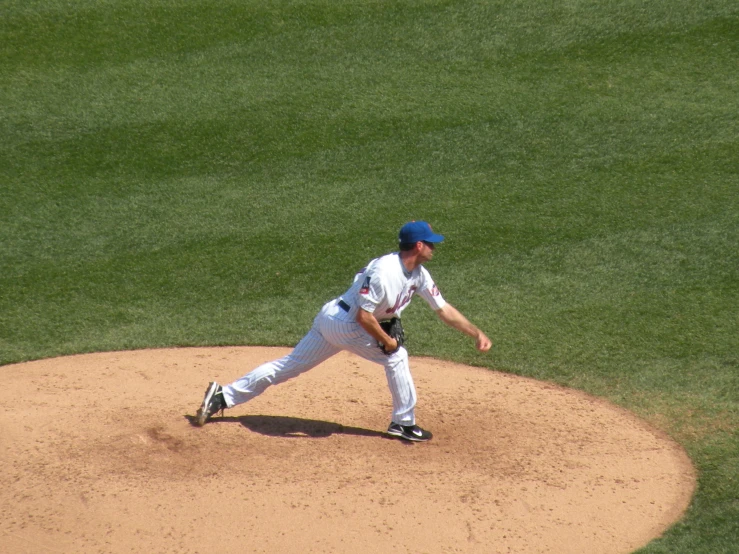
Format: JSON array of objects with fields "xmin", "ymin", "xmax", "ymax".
[
  {"xmin": 195, "ymin": 382, "xmax": 219, "ymax": 426},
  {"xmin": 387, "ymin": 427, "xmax": 432, "ymax": 442}
]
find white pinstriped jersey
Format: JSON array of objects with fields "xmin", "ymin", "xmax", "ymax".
[{"xmin": 341, "ymin": 252, "xmax": 446, "ymax": 321}]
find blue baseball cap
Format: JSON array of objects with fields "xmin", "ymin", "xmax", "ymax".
[{"xmin": 398, "ymin": 221, "xmax": 445, "ymax": 245}]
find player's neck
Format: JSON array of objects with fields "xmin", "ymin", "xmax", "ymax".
[{"xmin": 399, "ymin": 251, "xmax": 421, "ymax": 272}]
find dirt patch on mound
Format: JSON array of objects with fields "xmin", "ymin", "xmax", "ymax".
[{"xmin": 0, "ymin": 347, "xmax": 695, "ymax": 553}]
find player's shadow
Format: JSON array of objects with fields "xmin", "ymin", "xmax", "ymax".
[
  {"xmin": 188, "ymin": 414, "xmax": 390, "ymax": 440},
  {"xmin": 239, "ymin": 415, "xmax": 389, "ymax": 439}
]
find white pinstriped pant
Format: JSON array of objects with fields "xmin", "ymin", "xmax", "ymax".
[{"xmin": 221, "ymin": 299, "xmax": 418, "ymax": 425}]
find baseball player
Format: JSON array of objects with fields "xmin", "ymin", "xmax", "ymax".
[{"xmin": 195, "ymin": 221, "xmax": 492, "ymax": 441}]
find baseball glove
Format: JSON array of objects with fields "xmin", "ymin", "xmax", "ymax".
[{"xmin": 379, "ymin": 318, "xmax": 405, "ymax": 355}]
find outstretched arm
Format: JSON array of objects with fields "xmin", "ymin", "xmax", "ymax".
[{"xmin": 436, "ymin": 304, "xmax": 492, "ymax": 352}]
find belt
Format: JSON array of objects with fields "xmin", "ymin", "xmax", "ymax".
[{"xmin": 338, "ymin": 299, "xmax": 351, "ymax": 312}]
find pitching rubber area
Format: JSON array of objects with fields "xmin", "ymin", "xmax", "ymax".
[{"xmin": 0, "ymin": 347, "xmax": 695, "ymax": 553}]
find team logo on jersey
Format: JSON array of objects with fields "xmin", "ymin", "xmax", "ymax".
[
  {"xmin": 431, "ymin": 284, "xmax": 440, "ymax": 297},
  {"xmin": 359, "ymin": 276, "xmax": 371, "ymax": 295},
  {"xmin": 386, "ymin": 286, "xmax": 418, "ymax": 314}
]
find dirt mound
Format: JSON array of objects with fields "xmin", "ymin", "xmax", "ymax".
[{"xmin": 0, "ymin": 347, "xmax": 695, "ymax": 553}]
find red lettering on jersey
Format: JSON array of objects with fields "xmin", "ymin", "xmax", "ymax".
[
  {"xmin": 386, "ymin": 286, "xmax": 417, "ymax": 314},
  {"xmin": 431, "ymin": 284, "xmax": 440, "ymax": 296}
]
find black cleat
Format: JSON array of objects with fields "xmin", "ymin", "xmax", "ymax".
[
  {"xmin": 387, "ymin": 422, "xmax": 433, "ymax": 442},
  {"xmin": 195, "ymin": 382, "xmax": 226, "ymax": 426}
]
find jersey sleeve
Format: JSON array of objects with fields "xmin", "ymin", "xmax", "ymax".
[
  {"xmin": 417, "ymin": 267, "xmax": 447, "ymax": 310},
  {"xmin": 356, "ymin": 266, "xmax": 385, "ymax": 313}
]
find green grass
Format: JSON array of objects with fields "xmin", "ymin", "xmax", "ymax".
[{"xmin": 1, "ymin": 1, "xmax": 737, "ymax": 552}]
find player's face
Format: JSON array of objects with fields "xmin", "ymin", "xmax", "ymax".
[{"xmin": 419, "ymin": 240, "xmax": 436, "ymax": 261}]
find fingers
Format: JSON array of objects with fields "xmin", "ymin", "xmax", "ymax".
[
  {"xmin": 476, "ymin": 334, "xmax": 492, "ymax": 352},
  {"xmin": 379, "ymin": 338, "xmax": 399, "ymax": 355}
]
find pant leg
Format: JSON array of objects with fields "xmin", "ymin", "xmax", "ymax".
[
  {"xmin": 317, "ymin": 311, "xmax": 417, "ymax": 426},
  {"xmin": 350, "ymin": 345, "xmax": 417, "ymax": 426},
  {"xmin": 222, "ymin": 323, "xmax": 340, "ymax": 407}
]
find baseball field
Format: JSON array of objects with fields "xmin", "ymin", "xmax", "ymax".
[{"xmin": 1, "ymin": 0, "xmax": 736, "ymax": 553}]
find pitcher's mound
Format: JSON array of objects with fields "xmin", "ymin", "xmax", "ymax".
[{"xmin": 1, "ymin": 347, "xmax": 694, "ymax": 553}]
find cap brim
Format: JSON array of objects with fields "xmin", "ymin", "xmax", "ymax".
[{"xmin": 426, "ymin": 233, "xmax": 445, "ymax": 243}]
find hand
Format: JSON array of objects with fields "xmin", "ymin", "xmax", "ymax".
[
  {"xmin": 384, "ymin": 338, "xmax": 399, "ymax": 353},
  {"xmin": 475, "ymin": 333, "xmax": 492, "ymax": 352}
]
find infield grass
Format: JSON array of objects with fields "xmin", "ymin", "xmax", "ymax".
[{"xmin": 1, "ymin": 1, "xmax": 737, "ymax": 552}]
